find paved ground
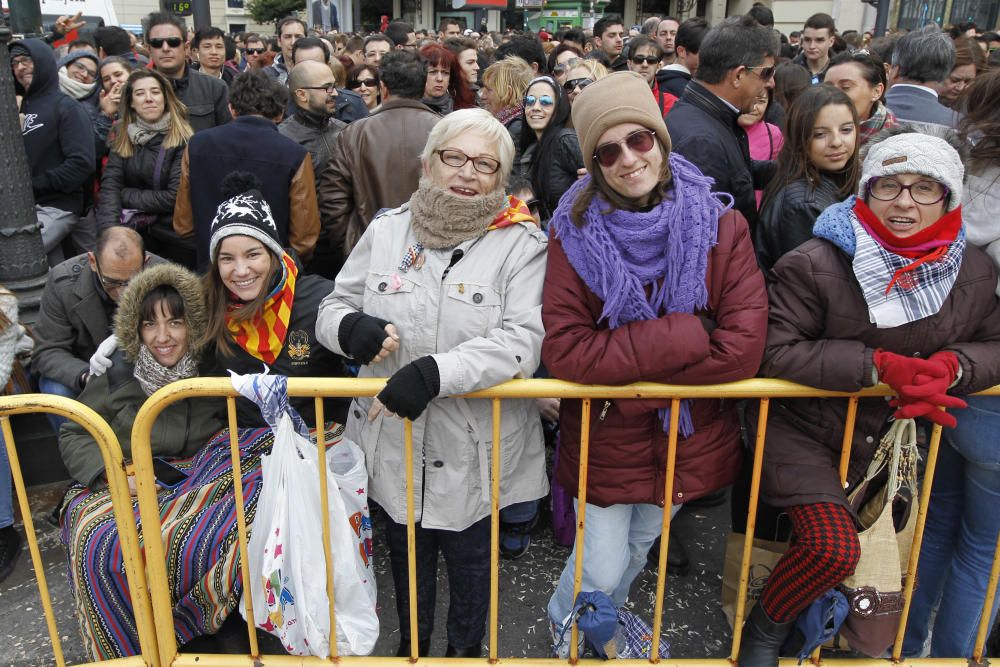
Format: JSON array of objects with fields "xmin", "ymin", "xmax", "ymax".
[{"xmin": 0, "ymin": 485, "xmax": 735, "ymax": 665}]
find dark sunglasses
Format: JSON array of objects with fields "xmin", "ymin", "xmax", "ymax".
[
  {"xmin": 745, "ymin": 64, "xmax": 776, "ymax": 81},
  {"xmin": 349, "ymin": 77, "xmax": 379, "ymax": 89},
  {"xmin": 592, "ymin": 128, "xmax": 656, "ymax": 168},
  {"xmin": 245, "ymin": 47, "xmax": 266, "ymax": 55},
  {"xmin": 631, "ymin": 55, "xmax": 661, "ymax": 65},
  {"xmin": 564, "ymin": 77, "xmax": 593, "ymax": 93},
  {"xmin": 524, "ymin": 94, "xmax": 554, "ymax": 107},
  {"xmin": 149, "ymin": 37, "xmax": 184, "ymax": 49}
]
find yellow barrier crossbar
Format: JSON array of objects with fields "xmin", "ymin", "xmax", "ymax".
[{"xmin": 124, "ymin": 377, "xmax": 1000, "ymax": 666}]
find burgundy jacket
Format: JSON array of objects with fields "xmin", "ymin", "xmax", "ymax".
[{"xmin": 542, "ymin": 210, "xmax": 768, "ymax": 508}]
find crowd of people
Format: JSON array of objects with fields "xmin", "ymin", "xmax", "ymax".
[{"xmin": 3, "ymin": 4, "xmax": 1000, "ymax": 664}]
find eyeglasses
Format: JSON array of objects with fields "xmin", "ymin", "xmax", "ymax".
[
  {"xmin": 149, "ymin": 37, "xmax": 184, "ymax": 49},
  {"xmin": 245, "ymin": 47, "xmax": 266, "ymax": 55},
  {"xmin": 564, "ymin": 77, "xmax": 593, "ymax": 93},
  {"xmin": 524, "ymin": 94, "xmax": 554, "ymax": 107},
  {"xmin": 434, "ymin": 148, "xmax": 501, "ymax": 174},
  {"xmin": 349, "ymin": 77, "xmax": 378, "ymax": 89},
  {"xmin": 11, "ymin": 56, "xmax": 33, "ymax": 69},
  {"xmin": 69, "ymin": 61, "xmax": 97, "ymax": 81},
  {"xmin": 631, "ymin": 55, "xmax": 661, "ymax": 65},
  {"xmin": 745, "ymin": 64, "xmax": 776, "ymax": 81},
  {"xmin": 94, "ymin": 258, "xmax": 132, "ymax": 291},
  {"xmin": 301, "ymin": 83, "xmax": 338, "ymax": 93},
  {"xmin": 592, "ymin": 128, "xmax": 656, "ymax": 168},
  {"xmin": 867, "ymin": 177, "xmax": 949, "ymax": 205}
]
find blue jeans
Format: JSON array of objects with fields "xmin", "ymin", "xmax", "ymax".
[
  {"xmin": 38, "ymin": 376, "xmax": 77, "ymax": 433},
  {"xmin": 548, "ymin": 500, "xmax": 680, "ymax": 625},
  {"xmin": 0, "ymin": 433, "xmax": 12, "ymax": 529},
  {"xmin": 903, "ymin": 395, "xmax": 1000, "ymax": 658}
]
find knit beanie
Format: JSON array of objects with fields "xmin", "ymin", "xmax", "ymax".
[
  {"xmin": 858, "ymin": 132, "xmax": 964, "ymax": 212},
  {"xmin": 208, "ymin": 189, "xmax": 284, "ymax": 261},
  {"xmin": 58, "ymin": 51, "xmax": 99, "ymax": 70},
  {"xmin": 9, "ymin": 43, "xmax": 30, "ymax": 60},
  {"xmin": 570, "ymin": 71, "xmax": 671, "ymax": 172}
]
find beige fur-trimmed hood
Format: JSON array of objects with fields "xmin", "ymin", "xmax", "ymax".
[{"xmin": 113, "ymin": 263, "xmax": 207, "ymax": 363}]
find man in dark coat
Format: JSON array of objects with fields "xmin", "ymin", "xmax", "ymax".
[
  {"xmin": 11, "ymin": 38, "xmax": 96, "ymax": 266},
  {"xmin": 665, "ymin": 16, "xmax": 777, "ymax": 234}
]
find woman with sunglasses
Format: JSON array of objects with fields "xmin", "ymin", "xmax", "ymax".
[
  {"xmin": 542, "ymin": 72, "xmax": 768, "ymax": 656},
  {"xmin": 742, "ymin": 127, "xmax": 1000, "ymax": 665},
  {"xmin": 97, "ymin": 69, "xmax": 194, "ymax": 240},
  {"xmin": 317, "ymin": 108, "xmax": 548, "ymax": 658},
  {"xmin": 561, "ymin": 57, "xmax": 608, "ymax": 105},
  {"xmin": 518, "ymin": 76, "xmax": 583, "ymax": 223},
  {"xmin": 546, "ymin": 43, "xmax": 583, "ymax": 86},
  {"xmin": 824, "ymin": 49, "xmax": 897, "ymax": 145},
  {"xmin": 347, "ymin": 63, "xmax": 380, "ymax": 111},
  {"xmin": 755, "ymin": 85, "xmax": 859, "ymax": 270},
  {"xmin": 419, "ymin": 43, "xmax": 476, "ymax": 115}
]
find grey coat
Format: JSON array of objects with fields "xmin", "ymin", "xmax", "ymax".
[{"xmin": 316, "ymin": 204, "xmax": 549, "ymax": 531}]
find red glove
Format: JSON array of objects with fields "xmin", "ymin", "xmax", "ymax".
[
  {"xmin": 891, "ymin": 396, "xmax": 966, "ymax": 428},
  {"xmin": 873, "ymin": 349, "xmax": 932, "ymax": 394},
  {"xmin": 899, "ymin": 351, "xmax": 961, "ymax": 401}
]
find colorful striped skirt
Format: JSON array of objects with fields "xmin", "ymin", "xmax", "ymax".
[{"xmin": 59, "ymin": 425, "xmax": 280, "ymax": 660}]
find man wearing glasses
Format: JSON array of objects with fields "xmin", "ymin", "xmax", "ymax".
[
  {"xmin": 243, "ymin": 34, "xmax": 269, "ymax": 69},
  {"xmin": 33, "ymin": 228, "xmax": 161, "ymax": 429},
  {"xmin": 10, "ymin": 39, "xmax": 95, "ymax": 267},
  {"xmin": 145, "ymin": 12, "xmax": 231, "ymax": 133}
]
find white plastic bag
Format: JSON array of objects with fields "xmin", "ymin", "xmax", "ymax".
[{"xmin": 243, "ymin": 413, "xmax": 379, "ymax": 656}]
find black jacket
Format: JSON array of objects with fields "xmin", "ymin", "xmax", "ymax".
[
  {"xmin": 334, "ymin": 88, "xmax": 370, "ymax": 124},
  {"xmin": 755, "ymin": 175, "xmax": 843, "ymax": 270},
  {"xmin": 656, "ymin": 67, "xmax": 691, "ymax": 98},
  {"xmin": 13, "ymin": 39, "xmax": 96, "ymax": 215},
  {"xmin": 792, "ymin": 52, "xmax": 829, "ymax": 84},
  {"xmin": 209, "ymin": 273, "xmax": 350, "ymax": 427},
  {"xmin": 97, "ymin": 134, "xmax": 185, "ymax": 229},
  {"xmin": 666, "ymin": 80, "xmax": 774, "ymax": 233},
  {"xmin": 168, "ymin": 65, "xmax": 232, "ymax": 133},
  {"xmin": 521, "ymin": 127, "xmax": 584, "ymax": 222},
  {"xmin": 278, "ymin": 109, "xmax": 347, "ymax": 181}
]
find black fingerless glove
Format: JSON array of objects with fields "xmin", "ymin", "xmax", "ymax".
[
  {"xmin": 339, "ymin": 312, "xmax": 391, "ymax": 365},
  {"xmin": 377, "ymin": 356, "xmax": 440, "ymax": 421}
]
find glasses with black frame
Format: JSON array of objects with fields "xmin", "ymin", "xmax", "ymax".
[
  {"xmin": 563, "ymin": 77, "xmax": 594, "ymax": 93},
  {"xmin": 94, "ymin": 258, "xmax": 133, "ymax": 292},
  {"xmin": 630, "ymin": 54, "xmax": 661, "ymax": 65},
  {"xmin": 434, "ymin": 148, "xmax": 501, "ymax": 174},
  {"xmin": 149, "ymin": 36, "xmax": 184, "ymax": 49},
  {"xmin": 300, "ymin": 83, "xmax": 339, "ymax": 94},
  {"xmin": 867, "ymin": 177, "xmax": 949, "ymax": 205}
]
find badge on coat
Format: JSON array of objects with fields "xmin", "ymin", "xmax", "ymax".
[{"xmin": 287, "ymin": 330, "xmax": 311, "ymax": 362}]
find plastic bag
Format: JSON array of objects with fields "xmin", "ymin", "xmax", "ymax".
[{"xmin": 243, "ymin": 412, "xmax": 378, "ymax": 656}]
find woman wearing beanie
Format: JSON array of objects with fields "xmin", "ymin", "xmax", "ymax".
[
  {"xmin": 202, "ymin": 175, "xmax": 351, "ymax": 429},
  {"xmin": 902, "ymin": 72, "xmax": 1000, "ymax": 659},
  {"xmin": 542, "ymin": 71, "xmax": 768, "ymax": 655},
  {"xmin": 756, "ymin": 85, "xmax": 860, "ymax": 270},
  {"xmin": 744, "ymin": 127, "xmax": 1000, "ymax": 665},
  {"xmin": 57, "ymin": 263, "xmax": 235, "ymax": 659},
  {"xmin": 97, "ymin": 69, "xmax": 193, "ymax": 240},
  {"xmin": 317, "ymin": 108, "xmax": 548, "ymax": 658},
  {"xmin": 518, "ymin": 75, "xmax": 584, "ymax": 223}
]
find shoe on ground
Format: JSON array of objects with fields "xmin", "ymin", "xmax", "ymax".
[
  {"xmin": 499, "ymin": 513, "xmax": 538, "ymax": 560},
  {"xmin": 445, "ymin": 643, "xmax": 483, "ymax": 657},
  {"xmin": 646, "ymin": 532, "xmax": 692, "ymax": 576},
  {"xmin": 0, "ymin": 526, "xmax": 22, "ymax": 583}
]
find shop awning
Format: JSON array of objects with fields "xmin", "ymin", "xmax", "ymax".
[{"xmin": 453, "ymin": 0, "xmax": 508, "ymax": 8}]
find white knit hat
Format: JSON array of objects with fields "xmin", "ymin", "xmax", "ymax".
[{"xmin": 858, "ymin": 132, "xmax": 964, "ymax": 211}]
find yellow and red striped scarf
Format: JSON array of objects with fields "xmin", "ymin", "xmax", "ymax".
[{"xmin": 225, "ymin": 253, "xmax": 298, "ymax": 364}]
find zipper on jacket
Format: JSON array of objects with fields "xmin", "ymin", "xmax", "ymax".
[
  {"xmin": 441, "ymin": 249, "xmax": 464, "ymax": 281},
  {"xmin": 598, "ymin": 400, "xmax": 611, "ymax": 421}
]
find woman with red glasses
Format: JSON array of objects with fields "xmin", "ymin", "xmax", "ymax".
[{"xmin": 542, "ymin": 72, "xmax": 768, "ymax": 656}]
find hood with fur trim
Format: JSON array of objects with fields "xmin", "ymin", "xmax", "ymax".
[{"xmin": 113, "ymin": 263, "xmax": 207, "ymax": 363}]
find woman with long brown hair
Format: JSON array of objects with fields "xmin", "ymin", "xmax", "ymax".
[
  {"xmin": 755, "ymin": 85, "xmax": 860, "ymax": 269},
  {"xmin": 97, "ymin": 69, "xmax": 193, "ymax": 234},
  {"xmin": 418, "ymin": 43, "xmax": 475, "ymax": 115},
  {"xmin": 825, "ymin": 49, "xmax": 898, "ymax": 144}
]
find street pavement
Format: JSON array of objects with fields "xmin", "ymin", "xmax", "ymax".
[{"xmin": 0, "ymin": 486, "xmax": 735, "ymax": 665}]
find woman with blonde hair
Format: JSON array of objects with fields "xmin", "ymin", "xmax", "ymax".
[
  {"xmin": 561, "ymin": 57, "xmax": 609, "ymax": 105},
  {"xmin": 97, "ymin": 69, "xmax": 193, "ymax": 235},
  {"xmin": 480, "ymin": 55, "xmax": 534, "ymax": 163}
]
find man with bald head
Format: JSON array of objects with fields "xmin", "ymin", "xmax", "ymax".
[
  {"xmin": 33, "ymin": 227, "xmax": 163, "ymax": 412},
  {"xmin": 280, "ymin": 60, "xmax": 347, "ymax": 178}
]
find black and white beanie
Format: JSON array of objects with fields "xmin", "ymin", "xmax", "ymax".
[{"xmin": 208, "ymin": 189, "xmax": 284, "ymax": 261}]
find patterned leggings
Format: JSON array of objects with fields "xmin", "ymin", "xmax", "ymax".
[{"xmin": 758, "ymin": 502, "xmax": 862, "ymax": 623}]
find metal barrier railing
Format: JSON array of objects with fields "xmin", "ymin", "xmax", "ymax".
[
  {"xmin": 0, "ymin": 394, "xmax": 157, "ymax": 667},
  {"xmin": 125, "ymin": 377, "xmax": 1000, "ymax": 666}
]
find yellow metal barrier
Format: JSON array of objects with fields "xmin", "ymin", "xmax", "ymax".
[
  {"xmin": 0, "ymin": 394, "xmax": 158, "ymax": 667},
  {"xmin": 128, "ymin": 378, "xmax": 1000, "ymax": 666}
]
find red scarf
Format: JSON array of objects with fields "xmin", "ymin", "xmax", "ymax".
[
  {"xmin": 225, "ymin": 253, "xmax": 298, "ymax": 364},
  {"xmin": 488, "ymin": 195, "xmax": 536, "ymax": 230}
]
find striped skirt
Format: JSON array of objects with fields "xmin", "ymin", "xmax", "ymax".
[{"xmin": 59, "ymin": 425, "xmax": 280, "ymax": 660}]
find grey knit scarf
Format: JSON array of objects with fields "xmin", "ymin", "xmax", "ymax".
[
  {"xmin": 127, "ymin": 113, "xmax": 172, "ymax": 146},
  {"xmin": 133, "ymin": 345, "xmax": 197, "ymax": 397},
  {"xmin": 408, "ymin": 176, "xmax": 506, "ymax": 249}
]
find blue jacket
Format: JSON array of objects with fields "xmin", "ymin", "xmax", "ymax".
[{"xmin": 884, "ymin": 84, "xmax": 959, "ymax": 131}]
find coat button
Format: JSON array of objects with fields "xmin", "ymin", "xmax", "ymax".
[
  {"xmin": 433, "ymin": 460, "xmax": 444, "ymax": 468},
  {"xmin": 354, "ymin": 409, "xmax": 362, "ymax": 419},
  {"xmin": 913, "ymin": 352, "xmax": 921, "ymax": 357},
  {"xmin": 866, "ymin": 435, "xmax": 874, "ymax": 443},
  {"xmin": 473, "ymin": 292, "xmax": 483, "ymax": 304},
  {"xmin": 378, "ymin": 281, "xmax": 387, "ymax": 292},
  {"xmin": 676, "ymin": 492, "xmax": 683, "ymax": 499}
]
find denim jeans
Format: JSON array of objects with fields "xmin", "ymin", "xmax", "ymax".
[
  {"xmin": 38, "ymin": 376, "xmax": 77, "ymax": 433},
  {"xmin": 548, "ymin": 500, "xmax": 680, "ymax": 626},
  {"xmin": 903, "ymin": 395, "xmax": 1000, "ymax": 658},
  {"xmin": 0, "ymin": 434, "xmax": 12, "ymax": 529},
  {"xmin": 385, "ymin": 515, "xmax": 491, "ymax": 651}
]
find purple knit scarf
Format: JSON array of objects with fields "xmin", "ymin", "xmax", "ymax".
[{"xmin": 551, "ymin": 153, "xmax": 731, "ymax": 437}]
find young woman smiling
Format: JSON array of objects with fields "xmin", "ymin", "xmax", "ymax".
[{"xmin": 755, "ymin": 85, "xmax": 860, "ymax": 269}]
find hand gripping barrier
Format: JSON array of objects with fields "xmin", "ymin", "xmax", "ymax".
[{"xmin": 119, "ymin": 378, "xmax": 1000, "ymax": 667}]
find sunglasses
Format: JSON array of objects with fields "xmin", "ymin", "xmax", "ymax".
[
  {"xmin": 349, "ymin": 77, "xmax": 379, "ymax": 89},
  {"xmin": 149, "ymin": 37, "xmax": 183, "ymax": 49},
  {"xmin": 245, "ymin": 47, "xmax": 266, "ymax": 55},
  {"xmin": 592, "ymin": 128, "xmax": 656, "ymax": 168},
  {"xmin": 564, "ymin": 77, "xmax": 593, "ymax": 93},
  {"xmin": 524, "ymin": 94, "xmax": 554, "ymax": 108},
  {"xmin": 631, "ymin": 55, "xmax": 661, "ymax": 65},
  {"xmin": 745, "ymin": 64, "xmax": 776, "ymax": 81}
]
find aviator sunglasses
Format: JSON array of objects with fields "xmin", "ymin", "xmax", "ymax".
[
  {"xmin": 592, "ymin": 129, "xmax": 656, "ymax": 168},
  {"xmin": 524, "ymin": 93, "xmax": 554, "ymax": 107}
]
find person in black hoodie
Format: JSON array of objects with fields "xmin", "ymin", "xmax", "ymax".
[
  {"xmin": 656, "ymin": 17, "xmax": 708, "ymax": 99},
  {"xmin": 12, "ymin": 39, "xmax": 96, "ymax": 267}
]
